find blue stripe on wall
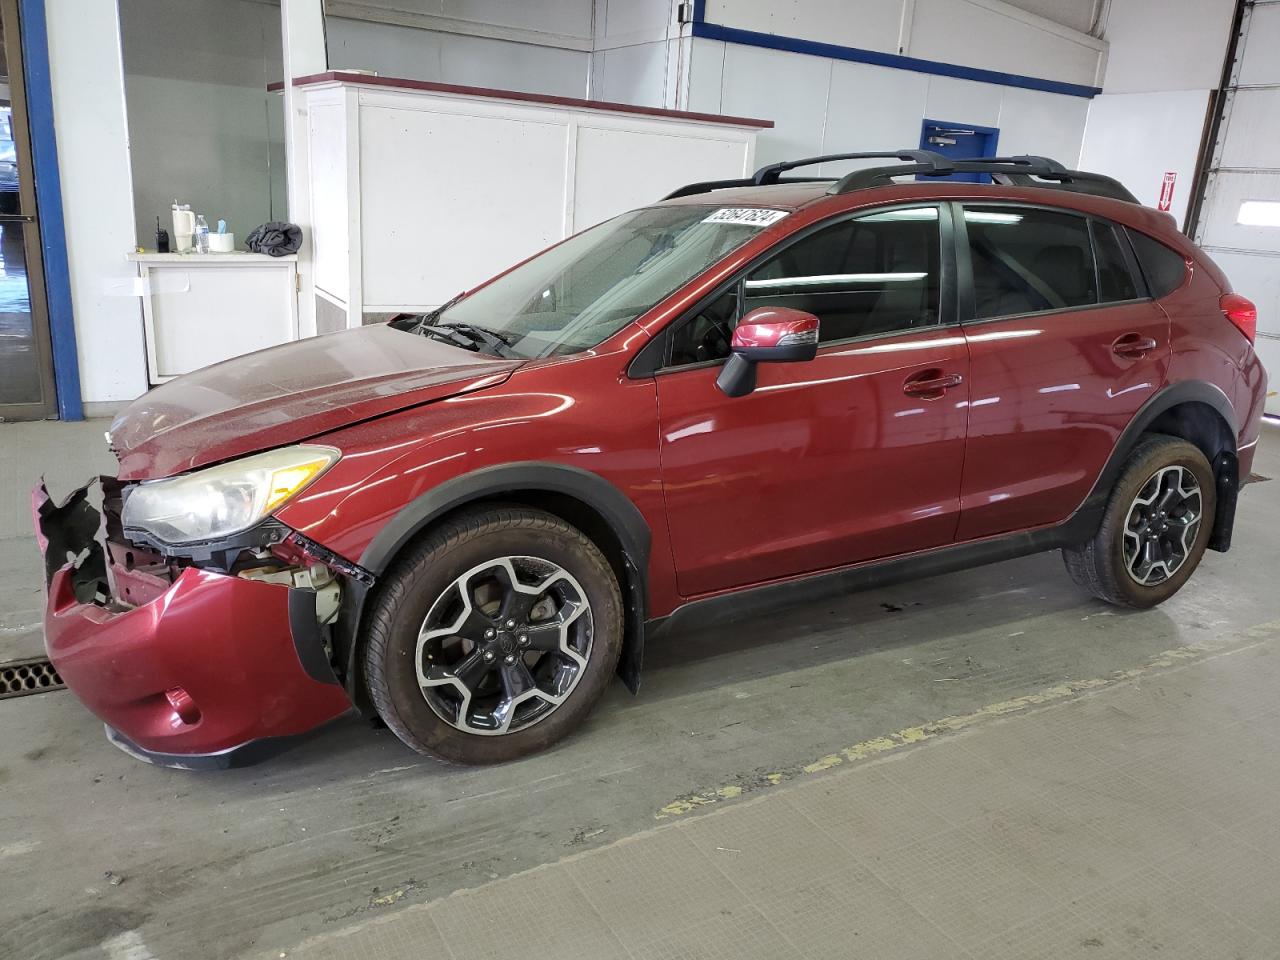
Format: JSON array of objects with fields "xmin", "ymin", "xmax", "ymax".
[
  {"xmin": 690, "ymin": 21, "xmax": 1102, "ymax": 100},
  {"xmin": 19, "ymin": 0, "xmax": 83, "ymax": 420}
]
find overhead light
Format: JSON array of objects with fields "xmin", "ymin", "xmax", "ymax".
[
  {"xmin": 1238, "ymin": 200, "xmax": 1280, "ymax": 227},
  {"xmin": 745, "ymin": 272, "xmax": 927, "ymax": 290},
  {"xmin": 965, "ymin": 211, "xmax": 1024, "ymax": 225},
  {"xmin": 859, "ymin": 207, "xmax": 939, "ymax": 222}
]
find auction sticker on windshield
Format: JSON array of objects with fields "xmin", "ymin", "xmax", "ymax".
[{"xmin": 702, "ymin": 208, "xmax": 790, "ymax": 227}]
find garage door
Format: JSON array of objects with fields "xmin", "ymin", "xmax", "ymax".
[{"xmin": 1194, "ymin": 0, "xmax": 1280, "ymax": 413}]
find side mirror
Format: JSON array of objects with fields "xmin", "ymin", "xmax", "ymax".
[{"xmin": 716, "ymin": 307, "xmax": 820, "ymax": 398}]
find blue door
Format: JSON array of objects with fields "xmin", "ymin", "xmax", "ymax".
[{"xmin": 920, "ymin": 119, "xmax": 999, "ymax": 182}]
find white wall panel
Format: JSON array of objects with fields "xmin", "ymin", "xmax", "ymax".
[
  {"xmin": 443, "ymin": 0, "xmax": 593, "ymax": 39},
  {"xmin": 573, "ymin": 125, "xmax": 748, "ymax": 228},
  {"xmin": 684, "ymin": 38, "xmax": 726, "ymax": 115},
  {"xmin": 327, "ymin": 18, "xmax": 589, "ymax": 97},
  {"xmin": 703, "ymin": 0, "xmax": 906, "ymax": 54},
  {"xmin": 718, "ymin": 43, "xmax": 832, "ymax": 165},
  {"xmin": 596, "ymin": 0, "xmax": 672, "ymax": 40},
  {"xmin": 1100, "ymin": 0, "xmax": 1234, "ymax": 93},
  {"xmin": 358, "ymin": 101, "xmax": 570, "ymax": 307},
  {"xmin": 996, "ymin": 87, "xmax": 1090, "ymax": 165},
  {"xmin": 924, "ymin": 76, "xmax": 1003, "ymax": 128},
  {"xmin": 821, "ymin": 61, "xmax": 929, "ymax": 168},
  {"xmin": 910, "ymin": 0, "xmax": 1102, "ymax": 87},
  {"xmin": 592, "ymin": 42, "xmax": 668, "ymax": 107},
  {"xmin": 1079, "ymin": 89, "xmax": 1209, "ymax": 227}
]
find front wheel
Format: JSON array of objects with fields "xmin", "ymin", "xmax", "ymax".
[
  {"xmin": 362, "ymin": 506, "xmax": 623, "ymax": 764},
  {"xmin": 1063, "ymin": 435, "xmax": 1216, "ymax": 608}
]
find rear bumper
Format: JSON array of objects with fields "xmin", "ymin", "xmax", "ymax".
[{"xmin": 35, "ymin": 482, "xmax": 353, "ymax": 766}]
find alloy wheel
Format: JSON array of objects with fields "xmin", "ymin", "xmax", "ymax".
[
  {"xmin": 415, "ymin": 556, "xmax": 593, "ymax": 735},
  {"xmin": 1121, "ymin": 465, "xmax": 1203, "ymax": 586}
]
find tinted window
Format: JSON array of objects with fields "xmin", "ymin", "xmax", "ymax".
[
  {"xmin": 1126, "ymin": 228, "xmax": 1188, "ymax": 299},
  {"xmin": 742, "ymin": 206, "xmax": 941, "ymax": 344},
  {"xmin": 1091, "ymin": 221, "xmax": 1139, "ymax": 303},
  {"xmin": 965, "ymin": 206, "xmax": 1096, "ymax": 319}
]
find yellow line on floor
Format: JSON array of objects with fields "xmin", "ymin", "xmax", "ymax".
[{"xmin": 654, "ymin": 619, "xmax": 1280, "ymax": 820}]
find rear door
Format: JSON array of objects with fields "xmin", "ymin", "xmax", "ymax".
[
  {"xmin": 654, "ymin": 204, "xmax": 971, "ymax": 597},
  {"xmin": 954, "ymin": 203, "xmax": 1170, "ymax": 541}
]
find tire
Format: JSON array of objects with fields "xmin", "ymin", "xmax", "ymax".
[
  {"xmin": 1063, "ymin": 434, "xmax": 1216, "ymax": 608},
  {"xmin": 362, "ymin": 505, "xmax": 623, "ymax": 764}
]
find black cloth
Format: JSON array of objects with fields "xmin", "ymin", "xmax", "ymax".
[{"xmin": 245, "ymin": 221, "xmax": 303, "ymax": 257}]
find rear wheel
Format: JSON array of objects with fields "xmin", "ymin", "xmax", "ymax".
[
  {"xmin": 1063, "ymin": 435, "xmax": 1216, "ymax": 608},
  {"xmin": 362, "ymin": 506, "xmax": 623, "ymax": 764}
]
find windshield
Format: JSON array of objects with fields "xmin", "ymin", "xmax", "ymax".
[{"xmin": 392, "ymin": 205, "xmax": 789, "ymax": 359}]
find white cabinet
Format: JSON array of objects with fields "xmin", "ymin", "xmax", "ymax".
[
  {"xmin": 292, "ymin": 73, "xmax": 770, "ymax": 330},
  {"xmin": 129, "ymin": 252, "xmax": 299, "ymax": 383}
]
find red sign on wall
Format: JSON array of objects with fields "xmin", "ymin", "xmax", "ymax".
[{"xmin": 1158, "ymin": 171, "xmax": 1177, "ymax": 212}]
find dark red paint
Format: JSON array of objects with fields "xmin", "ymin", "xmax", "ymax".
[
  {"xmin": 43, "ymin": 564, "xmax": 351, "ymax": 756},
  {"xmin": 41, "ymin": 178, "xmax": 1268, "ymax": 762}
]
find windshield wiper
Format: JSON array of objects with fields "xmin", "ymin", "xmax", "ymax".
[
  {"xmin": 421, "ymin": 321, "xmax": 519, "ymax": 358},
  {"xmin": 409, "ymin": 290, "xmax": 467, "ymax": 334}
]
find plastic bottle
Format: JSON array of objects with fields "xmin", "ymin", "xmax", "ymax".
[{"xmin": 195, "ymin": 215, "xmax": 210, "ymax": 254}]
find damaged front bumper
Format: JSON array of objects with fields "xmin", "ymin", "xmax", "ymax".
[{"xmin": 33, "ymin": 479, "xmax": 355, "ymax": 768}]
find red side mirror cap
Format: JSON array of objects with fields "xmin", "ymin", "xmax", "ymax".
[{"xmin": 731, "ymin": 307, "xmax": 820, "ymax": 362}]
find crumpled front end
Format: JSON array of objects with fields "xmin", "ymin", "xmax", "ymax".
[{"xmin": 34, "ymin": 479, "xmax": 355, "ymax": 768}]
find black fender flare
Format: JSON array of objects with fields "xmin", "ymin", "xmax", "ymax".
[
  {"xmin": 349, "ymin": 462, "xmax": 652, "ymax": 696},
  {"xmin": 1068, "ymin": 379, "xmax": 1239, "ymax": 546}
]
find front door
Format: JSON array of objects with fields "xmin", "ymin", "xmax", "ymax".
[
  {"xmin": 654, "ymin": 204, "xmax": 970, "ymax": 598},
  {"xmin": 0, "ymin": 0, "xmax": 56, "ymax": 420},
  {"xmin": 955, "ymin": 203, "xmax": 1171, "ymax": 540}
]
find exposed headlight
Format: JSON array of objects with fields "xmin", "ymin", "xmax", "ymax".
[{"xmin": 122, "ymin": 445, "xmax": 340, "ymax": 545}]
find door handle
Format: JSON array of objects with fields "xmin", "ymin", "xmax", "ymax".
[
  {"xmin": 1112, "ymin": 333, "xmax": 1158, "ymax": 359},
  {"xmin": 903, "ymin": 370, "xmax": 964, "ymax": 398}
]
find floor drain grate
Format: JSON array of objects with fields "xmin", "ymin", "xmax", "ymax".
[{"xmin": 0, "ymin": 657, "xmax": 66, "ymax": 700}]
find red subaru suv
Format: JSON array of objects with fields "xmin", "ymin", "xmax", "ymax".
[{"xmin": 36, "ymin": 152, "xmax": 1266, "ymax": 768}]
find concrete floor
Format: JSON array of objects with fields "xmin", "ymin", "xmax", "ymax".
[{"xmin": 3, "ymin": 420, "xmax": 1280, "ymax": 960}]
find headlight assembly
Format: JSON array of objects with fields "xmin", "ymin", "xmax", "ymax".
[{"xmin": 121, "ymin": 445, "xmax": 339, "ymax": 546}]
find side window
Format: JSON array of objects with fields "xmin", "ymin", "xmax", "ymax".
[
  {"xmin": 1125, "ymin": 228, "xmax": 1188, "ymax": 299},
  {"xmin": 743, "ymin": 206, "xmax": 941, "ymax": 344},
  {"xmin": 965, "ymin": 206, "xmax": 1096, "ymax": 319},
  {"xmin": 1091, "ymin": 221, "xmax": 1140, "ymax": 303}
]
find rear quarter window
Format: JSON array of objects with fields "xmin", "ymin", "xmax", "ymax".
[{"xmin": 1125, "ymin": 229, "xmax": 1188, "ymax": 299}]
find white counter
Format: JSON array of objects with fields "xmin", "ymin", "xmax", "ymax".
[{"xmin": 128, "ymin": 251, "xmax": 299, "ymax": 383}]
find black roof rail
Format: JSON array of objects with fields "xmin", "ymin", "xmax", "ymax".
[
  {"xmin": 750, "ymin": 150, "xmax": 954, "ymax": 184},
  {"xmin": 662, "ymin": 150, "xmax": 1136, "ymax": 205},
  {"xmin": 828, "ymin": 157, "xmax": 1138, "ymax": 204},
  {"xmin": 663, "ymin": 150, "xmax": 956, "ymax": 200}
]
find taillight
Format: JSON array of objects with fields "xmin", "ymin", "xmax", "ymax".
[{"xmin": 1221, "ymin": 293, "xmax": 1257, "ymax": 344}]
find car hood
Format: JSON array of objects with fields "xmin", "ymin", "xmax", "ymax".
[{"xmin": 110, "ymin": 324, "xmax": 522, "ymax": 479}]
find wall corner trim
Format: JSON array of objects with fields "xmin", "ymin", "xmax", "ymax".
[{"xmin": 18, "ymin": 0, "xmax": 83, "ymax": 420}]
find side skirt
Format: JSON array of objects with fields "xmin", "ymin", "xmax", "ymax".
[{"xmin": 644, "ymin": 505, "xmax": 1104, "ymax": 641}]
